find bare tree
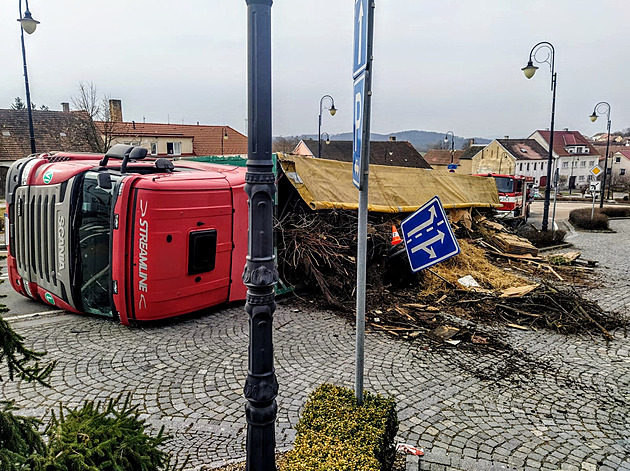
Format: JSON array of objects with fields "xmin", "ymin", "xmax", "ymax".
[
  {"xmin": 71, "ymin": 82, "xmax": 119, "ymax": 152},
  {"xmin": 429, "ymin": 140, "xmax": 450, "ymax": 150},
  {"xmin": 273, "ymin": 136, "xmax": 300, "ymax": 153}
]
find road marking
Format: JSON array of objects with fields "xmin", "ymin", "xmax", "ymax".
[{"xmin": 3, "ymin": 309, "xmax": 66, "ymax": 321}]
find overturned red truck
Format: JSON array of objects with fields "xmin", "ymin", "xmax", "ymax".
[
  {"xmin": 6, "ymin": 145, "xmax": 249, "ymax": 325},
  {"xmin": 473, "ymin": 173, "xmax": 534, "ymax": 219}
]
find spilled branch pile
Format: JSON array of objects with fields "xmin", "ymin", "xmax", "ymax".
[{"xmin": 276, "ymin": 208, "xmax": 625, "ymax": 344}]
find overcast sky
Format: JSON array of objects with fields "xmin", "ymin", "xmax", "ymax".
[{"xmin": 1, "ymin": 0, "xmax": 628, "ymax": 140}]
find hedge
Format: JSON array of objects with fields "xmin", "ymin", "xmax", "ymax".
[
  {"xmin": 599, "ymin": 206, "xmax": 630, "ymax": 218},
  {"xmin": 284, "ymin": 384, "xmax": 398, "ymax": 471},
  {"xmin": 569, "ymin": 208, "xmax": 609, "ymax": 230}
]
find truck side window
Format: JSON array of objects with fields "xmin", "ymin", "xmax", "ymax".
[{"xmin": 188, "ymin": 229, "xmax": 217, "ymax": 275}]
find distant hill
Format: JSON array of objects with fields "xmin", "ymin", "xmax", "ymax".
[{"xmin": 285, "ymin": 130, "xmax": 491, "ymax": 152}]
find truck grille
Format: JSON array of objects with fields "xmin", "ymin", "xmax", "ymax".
[{"xmin": 15, "ymin": 186, "xmax": 59, "ymax": 290}]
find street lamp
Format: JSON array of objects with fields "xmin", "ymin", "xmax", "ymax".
[
  {"xmin": 590, "ymin": 102, "xmax": 611, "ymax": 207},
  {"xmin": 444, "ymin": 131, "xmax": 455, "ymax": 172},
  {"xmin": 522, "ymin": 41, "xmax": 557, "ymax": 232},
  {"xmin": 321, "ymin": 132, "xmax": 331, "ymax": 146},
  {"xmin": 318, "ymin": 95, "xmax": 336, "ymax": 158},
  {"xmin": 221, "ymin": 127, "xmax": 228, "ymax": 156},
  {"xmin": 17, "ymin": 0, "xmax": 40, "ymax": 154}
]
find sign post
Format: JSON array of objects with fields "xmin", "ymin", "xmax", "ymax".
[
  {"xmin": 353, "ymin": 0, "xmax": 375, "ymax": 405},
  {"xmin": 590, "ymin": 181, "xmax": 601, "ymax": 219}
]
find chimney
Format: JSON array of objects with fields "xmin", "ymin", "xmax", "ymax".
[
  {"xmin": 504, "ymin": 135, "xmax": 509, "ymax": 140},
  {"xmin": 563, "ymin": 127, "xmax": 569, "ymax": 131},
  {"xmin": 470, "ymin": 138, "xmax": 474, "ymax": 145},
  {"xmin": 61, "ymin": 102, "xmax": 70, "ymax": 112},
  {"xmin": 389, "ymin": 136, "xmax": 396, "ymax": 142},
  {"xmin": 109, "ymin": 99, "xmax": 123, "ymax": 122}
]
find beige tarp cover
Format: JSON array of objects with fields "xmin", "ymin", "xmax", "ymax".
[{"xmin": 279, "ymin": 154, "xmax": 500, "ymax": 213}]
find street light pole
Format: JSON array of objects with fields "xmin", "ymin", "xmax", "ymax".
[
  {"xmin": 444, "ymin": 131, "xmax": 455, "ymax": 172},
  {"xmin": 17, "ymin": 0, "xmax": 40, "ymax": 154},
  {"xmin": 522, "ymin": 41, "xmax": 556, "ymax": 232},
  {"xmin": 590, "ymin": 102, "xmax": 611, "ymax": 208},
  {"xmin": 243, "ymin": 0, "xmax": 278, "ymax": 469},
  {"xmin": 221, "ymin": 127, "xmax": 228, "ymax": 156},
  {"xmin": 318, "ymin": 95, "xmax": 336, "ymax": 158}
]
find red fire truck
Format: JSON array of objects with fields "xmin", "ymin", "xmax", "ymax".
[
  {"xmin": 5, "ymin": 145, "xmax": 249, "ymax": 325},
  {"xmin": 473, "ymin": 173, "xmax": 534, "ymax": 219}
]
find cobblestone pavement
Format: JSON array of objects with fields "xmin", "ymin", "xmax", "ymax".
[{"xmin": 1, "ymin": 221, "xmax": 629, "ymax": 471}]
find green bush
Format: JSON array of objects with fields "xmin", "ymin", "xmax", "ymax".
[
  {"xmin": 284, "ymin": 384, "xmax": 398, "ymax": 471},
  {"xmin": 599, "ymin": 206, "xmax": 630, "ymax": 218},
  {"xmin": 569, "ymin": 208, "xmax": 609, "ymax": 230},
  {"xmin": 28, "ymin": 394, "xmax": 170, "ymax": 471}
]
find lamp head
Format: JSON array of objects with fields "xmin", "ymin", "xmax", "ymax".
[
  {"xmin": 18, "ymin": 10, "xmax": 39, "ymax": 34},
  {"xmin": 521, "ymin": 60, "xmax": 538, "ymax": 79},
  {"xmin": 326, "ymin": 137, "xmax": 330, "ymax": 145},
  {"xmin": 590, "ymin": 112, "xmax": 598, "ymax": 123},
  {"xmin": 329, "ymin": 105, "xmax": 337, "ymax": 117},
  {"xmin": 223, "ymin": 129, "xmax": 228, "ymax": 139}
]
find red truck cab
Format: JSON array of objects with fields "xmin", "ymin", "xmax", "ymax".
[
  {"xmin": 6, "ymin": 145, "xmax": 248, "ymax": 324},
  {"xmin": 473, "ymin": 173, "xmax": 534, "ymax": 218}
]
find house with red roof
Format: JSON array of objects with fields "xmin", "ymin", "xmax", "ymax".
[
  {"xmin": 610, "ymin": 148, "xmax": 630, "ymax": 184},
  {"xmin": 529, "ymin": 129, "xmax": 600, "ymax": 190},
  {"xmin": 471, "ymin": 138, "xmax": 550, "ymax": 186},
  {"xmin": 94, "ymin": 100, "xmax": 247, "ymax": 157}
]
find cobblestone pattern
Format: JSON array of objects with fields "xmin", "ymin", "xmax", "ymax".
[
  {"xmin": 564, "ymin": 218, "xmax": 630, "ymax": 315},
  {"xmin": 1, "ymin": 221, "xmax": 629, "ymax": 470}
]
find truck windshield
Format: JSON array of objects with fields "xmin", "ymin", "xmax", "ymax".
[
  {"xmin": 493, "ymin": 176, "xmax": 515, "ymax": 194},
  {"xmin": 75, "ymin": 172, "xmax": 120, "ymax": 317}
]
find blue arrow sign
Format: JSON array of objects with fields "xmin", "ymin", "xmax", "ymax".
[
  {"xmin": 353, "ymin": 0, "xmax": 368, "ymax": 79},
  {"xmin": 352, "ymin": 72, "xmax": 366, "ymax": 189},
  {"xmin": 400, "ymin": 196, "xmax": 460, "ymax": 272}
]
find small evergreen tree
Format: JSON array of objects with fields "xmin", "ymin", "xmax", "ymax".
[{"xmin": 10, "ymin": 97, "xmax": 26, "ymax": 110}]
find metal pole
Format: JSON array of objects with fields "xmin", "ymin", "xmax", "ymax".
[
  {"xmin": 600, "ymin": 118, "xmax": 611, "ymax": 207},
  {"xmin": 19, "ymin": 0, "xmax": 36, "ymax": 154},
  {"xmin": 551, "ymin": 168, "xmax": 559, "ymax": 232},
  {"xmin": 243, "ymin": 1, "xmax": 277, "ymax": 469},
  {"xmin": 318, "ymin": 110, "xmax": 322, "ymax": 158},
  {"xmin": 591, "ymin": 192, "xmax": 596, "ymax": 220},
  {"xmin": 541, "ymin": 72, "xmax": 556, "ymax": 232},
  {"xmin": 355, "ymin": 0, "xmax": 375, "ymax": 406}
]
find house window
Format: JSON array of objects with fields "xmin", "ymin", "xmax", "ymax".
[
  {"xmin": 578, "ymin": 175, "xmax": 585, "ymax": 181},
  {"xmin": 541, "ymin": 163, "xmax": 544, "ymax": 171},
  {"xmin": 584, "ymin": 148, "xmax": 589, "ymax": 154},
  {"xmin": 123, "ymin": 141, "xmax": 141, "ymax": 146},
  {"xmin": 621, "ymin": 169, "xmax": 627, "ymax": 176},
  {"xmin": 527, "ymin": 163, "xmax": 530, "ymax": 171},
  {"xmin": 519, "ymin": 163, "xmax": 523, "ymax": 171},
  {"xmin": 587, "ymin": 175, "xmax": 593, "ymax": 181},
  {"xmin": 588, "ymin": 161, "xmax": 594, "ymax": 167},
  {"xmin": 580, "ymin": 161, "xmax": 586, "ymax": 167},
  {"xmin": 534, "ymin": 163, "xmax": 537, "ymax": 171},
  {"xmin": 562, "ymin": 161, "xmax": 569, "ymax": 168},
  {"xmin": 568, "ymin": 148, "xmax": 575, "ymax": 154},
  {"xmin": 616, "ymin": 157, "xmax": 622, "ymax": 163},
  {"xmin": 167, "ymin": 142, "xmax": 182, "ymax": 155},
  {"xmin": 150, "ymin": 142, "xmax": 158, "ymax": 155}
]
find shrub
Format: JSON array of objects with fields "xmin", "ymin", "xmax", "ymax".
[
  {"xmin": 599, "ymin": 206, "xmax": 630, "ymax": 218},
  {"xmin": 284, "ymin": 384, "xmax": 398, "ymax": 471},
  {"xmin": 517, "ymin": 227, "xmax": 566, "ymax": 248},
  {"xmin": 569, "ymin": 208, "xmax": 609, "ymax": 230},
  {"xmin": 29, "ymin": 394, "xmax": 170, "ymax": 471}
]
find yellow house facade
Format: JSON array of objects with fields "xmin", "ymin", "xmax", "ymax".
[{"xmin": 471, "ymin": 140, "xmax": 516, "ymax": 175}]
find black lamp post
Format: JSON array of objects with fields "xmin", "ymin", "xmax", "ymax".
[
  {"xmin": 444, "ymin": 130, "xmax": 455, "ymax": 172},
  {"xmin": 17, "ymin": 0, "xmax": 40, "ymax": 154},
  {"xmin": 590, "ymin": 102, "xmax": 611, "ymax": 207},
  {"xmin": 243, "ymin": 0, "xmax": 278, "ymax": 469},
  {"xmin": 221, "ymin": 127, "xmax": 228, "ymax": 156},
  {"xmin": 522, "ymin": 41, "xmax": 557, "ymax": 232},
  {"xmin": 318, "ymin": 95, "xmax": 336, "ymax": 158}
]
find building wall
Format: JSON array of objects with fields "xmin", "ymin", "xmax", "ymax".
[
  {"xmin": 471, "ymin": 141, "xmax": 516, "ymax": 175},
  {"xmin": 108, "ymin": 136, "xmax": 194, "ymax": 156},
  {"xmin": 514, "ymin": 159, "xmax": 548, "ymax": 186}
]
